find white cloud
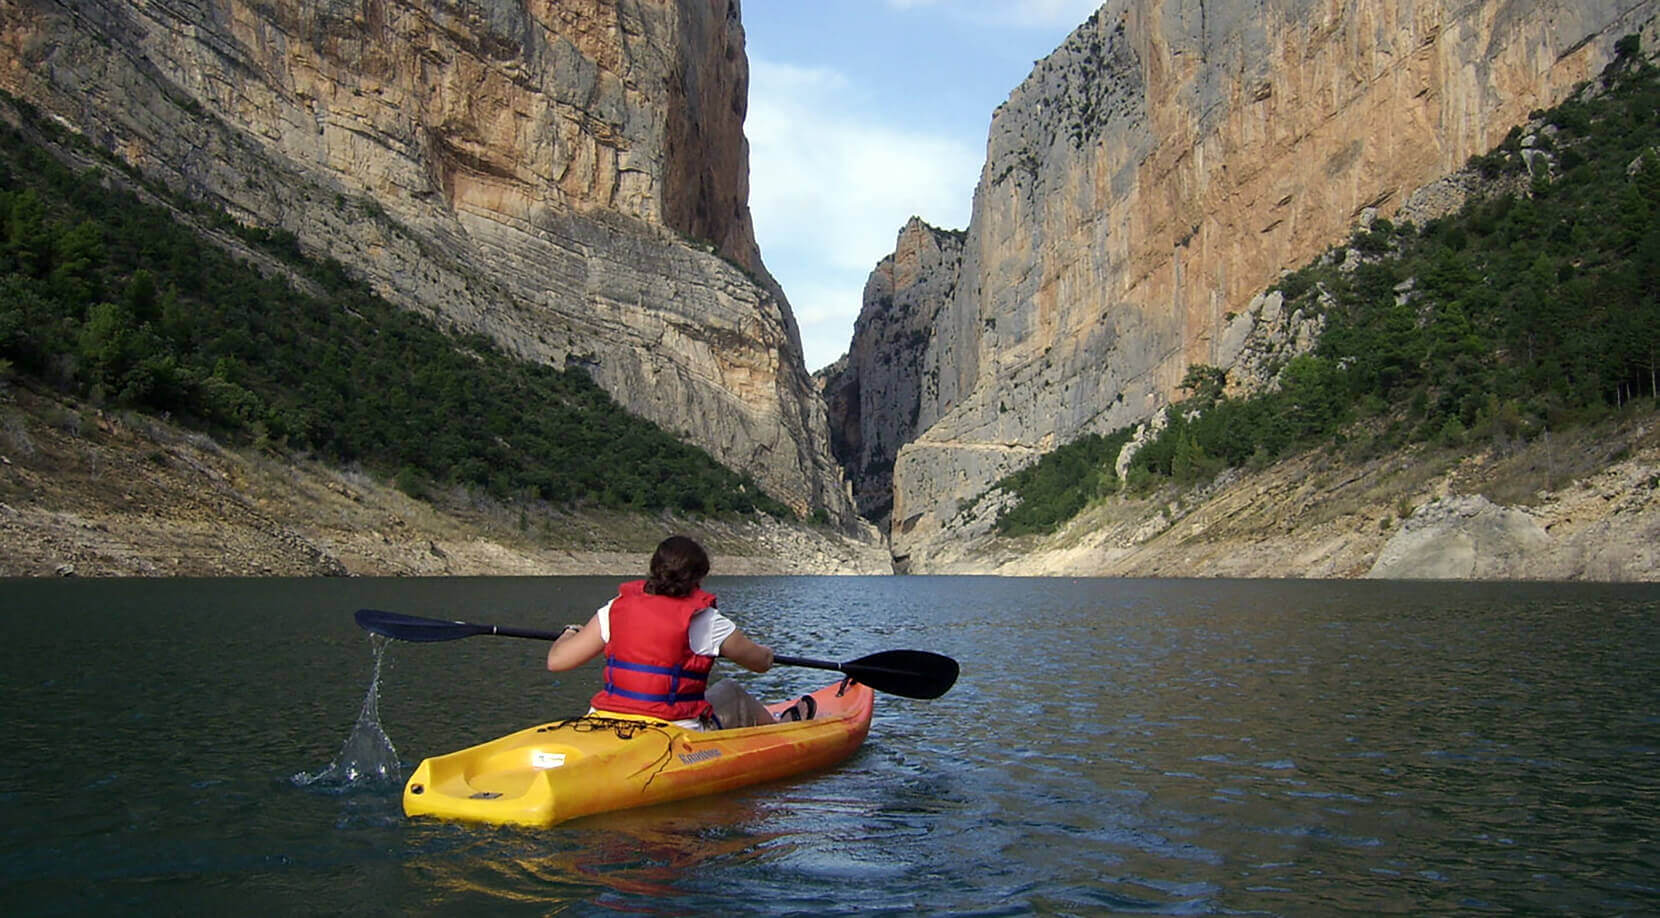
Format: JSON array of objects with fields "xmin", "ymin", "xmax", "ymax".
[
  {"xmin": 786, "ymin": 277, "xmax": 866, "ymax": 328},
  {"xmin": 749, "ymin": 59, "xmax": 851, "ymax": 97},
  {"xmin": 747, "ymin": 58, "xmax": 981, "ymax": 370}
]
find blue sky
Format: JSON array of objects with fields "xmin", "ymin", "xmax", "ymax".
[{"xmin": 741, "ymin": 0, "xmax": 1104, "ymax": 372}]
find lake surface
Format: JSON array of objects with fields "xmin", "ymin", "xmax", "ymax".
[{"xmin": 2, "ymin": 575, "xmax": 1657, "ymax": 915}]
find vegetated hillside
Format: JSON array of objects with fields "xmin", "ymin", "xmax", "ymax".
[
  {"xmin": 0, "ymin": 379, "xmax": 890, "ymax": 577},
  {"xmin": 0, "ymin": 95, "xmax": 799, "ymax": 525},
  {"xmin": 987, "ymin": 41, "xmax": 1660, "ymax": 545}
]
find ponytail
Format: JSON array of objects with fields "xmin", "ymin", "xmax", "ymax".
[{"xmin": 645, "ymin": 535, "xmax": 709, "ymax": 598}]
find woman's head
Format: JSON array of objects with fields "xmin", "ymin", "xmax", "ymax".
[{"xmin": 645, "ymin": 535, "xmax": 709, "ymax": 597}]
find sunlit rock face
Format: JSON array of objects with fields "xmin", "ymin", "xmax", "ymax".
[
  {"xmin": 827, "ymin": 0, "xmax": 1657, "ymax": 568},
  {"xmin": 0, "ymin": 0, "xmax": 856, "ymax": 521}
]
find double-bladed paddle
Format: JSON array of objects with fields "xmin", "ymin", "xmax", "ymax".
[{"xmin": 354, "ymin": 608, "xmax": 959, "ymax": 700}]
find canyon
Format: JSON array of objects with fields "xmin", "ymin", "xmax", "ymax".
[
  {"xmin": 2, "ymin": 1, "xmax": 1657, "ymax": 580},
  {"xmin": 822, "ymin": 0, "xmax": 1660, "ymax": 571}
]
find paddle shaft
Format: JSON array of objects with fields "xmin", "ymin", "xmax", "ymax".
[
  {"xmin": 773, "ymin": 654, "xmax": 923, "ymax": 678},
  {"xmin": 369, "ymin": 636, "xmax": 905, "ymax": 676},
  {"xmin": 488, "ymin": 624, "xmax": 564, "ymax": 641},
  {"xmin": 355, "ymin": 609, "xmax": 957, "ymax": 698},
  {"xmin": 772, "ymin": 654, "xmax": 840, "ymax": 671}
]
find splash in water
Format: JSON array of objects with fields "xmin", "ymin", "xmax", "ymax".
[{"xmin": 293, "ymin": 633, "xmax": 403, "ymax": 790}]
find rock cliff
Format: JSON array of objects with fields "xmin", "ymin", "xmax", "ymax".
[
  {"xmin": 0, "ymin": 0, "xmax": 856, "ymax": 522},
  {"xmin": 816, "ymin": 217, "xmax": 964, "ymax": 524},
  {"xmin": 835, "ymin": 0, "xmax": 1659, "ymax": 569}
]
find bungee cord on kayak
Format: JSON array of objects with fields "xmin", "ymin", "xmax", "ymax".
[
  {"xmin": 535, "ymin": 716, "xmax": 679, "ymax": 789},
  {"xmin": 536, "ymin": 716, "xmax": 671, "ymax": 742}
]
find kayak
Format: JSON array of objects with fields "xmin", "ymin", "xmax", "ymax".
[{"xmin": 402, "ymin": 678, "xmax": 875, "ymax": 827}]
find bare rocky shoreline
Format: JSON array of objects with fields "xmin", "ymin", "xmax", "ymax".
[
  {"xmin": 919, "ymin": 416, "xmax": 1660, "ymax": 582},
  {"xmin": 0, "ymin": 385, "xmax": 888, "ymax": 579},
  {"xmin": 3, "ymin": 383, "xmax": 1655, "ymax": 581}
]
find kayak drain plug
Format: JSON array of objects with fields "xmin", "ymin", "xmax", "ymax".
[{"xmin": 410, "ymin": 784, "xmax": 424, "ymax": 795}]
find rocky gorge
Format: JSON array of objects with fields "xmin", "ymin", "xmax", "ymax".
[
  {"xmin": 2, "ymin": 0, "xmax": 1657, "ymax": 582},
  {"xmin": 822, "ymin": 0, "xmax": 1660, "ymax": 573}
]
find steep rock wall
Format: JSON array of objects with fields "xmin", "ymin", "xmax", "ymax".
[
  {"xmin": 816, "ymin": 217, "xmax": 963, "ymax": 523},
  {"xmin": 0, "ymin": 0, "xmax": 855, "ymax": 521},
  {"xmin": 870, "ymin": 0, "xmax": 1657, "ymax": 568}
]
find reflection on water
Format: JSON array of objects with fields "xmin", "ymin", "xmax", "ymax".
[
  {"xmin": 0, "ymin": 575, "xmax": 1657, "ymax": 914},
  {"xmin": 411, "ymin": 805, "xmax": 782, "ymax": 911}
]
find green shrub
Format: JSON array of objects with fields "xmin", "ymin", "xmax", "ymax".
[
  {"xmin": 393, "ymin": 465, "xmax": 428, "ymax": 499},
  {"xmin": 994, "ymin": 428, "xmax": 1134, "ymax": 536},
  {"xmin": 1436, "ymin": 417, "xmax": 1467, "ymax": 447}
]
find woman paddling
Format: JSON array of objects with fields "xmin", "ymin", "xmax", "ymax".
[{"xmin": 546, "ymin": 535, "xmax": 813, "ymax": 728}]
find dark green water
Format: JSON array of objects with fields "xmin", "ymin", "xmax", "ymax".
[{"xmin": 2, "ymin": 576, "xmax": 1656, "ymax": 915}]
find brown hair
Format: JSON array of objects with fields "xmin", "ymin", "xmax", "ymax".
[{"xmin": 645, "ymin": 535, "xmax": 709, "ymax": 598}]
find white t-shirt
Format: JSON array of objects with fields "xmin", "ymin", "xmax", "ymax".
[
  {"xmin": 594, "ymin": 598, "xmax": 736, "ymax": 658},
  {"xmin": 592, "ymin": 597, "xmax": 736, "ymax": 729}
]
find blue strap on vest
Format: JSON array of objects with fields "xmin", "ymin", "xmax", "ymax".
[{"xmin": 603, "ymin": 657, "xmax": 708, "ymax": 703}]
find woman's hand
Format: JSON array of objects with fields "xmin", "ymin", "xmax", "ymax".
[{"xmin": 546, "ymin": 613, "xmax": 604, "ymax": 672}]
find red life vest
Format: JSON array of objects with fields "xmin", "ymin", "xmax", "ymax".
[{"xmin": 589, "ymin": 580, "xmax": 718, "ymax": 720}]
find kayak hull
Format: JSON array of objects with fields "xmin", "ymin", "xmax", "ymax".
[{"xmin": 402, "ymin": 679, "xmax": 874, "ymax": 827}]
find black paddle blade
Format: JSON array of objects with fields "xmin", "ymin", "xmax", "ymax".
[
  {"xmin": 354, "ymin": 608, "xmax": 490, "ymax": 643},
  {"xmin": 839, "ymin": 649, "xmax": 959, "ymax": 700}
]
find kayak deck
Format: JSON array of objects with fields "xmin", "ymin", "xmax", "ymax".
[{"xmin": 402, "ymin": 678, "xmax": 875, "ymax": 827}]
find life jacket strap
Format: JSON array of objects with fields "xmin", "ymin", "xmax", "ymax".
[
  {"xmin": 603, "ymin": 656, "xmax": 708, "ymax": 704},
  {"xmin": 600, "ymin": 684, "xmax": 708, "ymax": 704}
]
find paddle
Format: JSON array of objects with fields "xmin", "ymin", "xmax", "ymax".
[
  {"xmin": 772, "ymin": 651, "xmax": 958, "ymax": 700},
  {"xmin": 354, "ymin": 609, "xmax": 959, "ymax": 699},
  {"xmin": 354, "ymin": 608, "xmax": 561, "ymax": 643}
]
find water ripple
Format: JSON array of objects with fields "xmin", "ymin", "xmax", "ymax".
[{"xmin": 1, "ymin": 576, "xmax": 1657, "ymax": 914}]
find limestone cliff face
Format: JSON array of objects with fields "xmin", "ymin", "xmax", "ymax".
[
  {"xmin": 853, "ymin": 0, "xmax": 1658, "ymax": 568},
  {"xmin": 0, "ymin": 0, "xmax": 855, "ymax": 521},
  {"xmin": 816, "ymin": 218, "xmax": 963, "ymax": 523}
]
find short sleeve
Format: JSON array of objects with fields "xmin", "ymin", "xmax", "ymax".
[
  {"xmin": 596, "ymin": 598, "xmax": 615, "ymax": 642},
  {"xmin": 686, "ymin": 607, "xmax": 736, "ymax": 657}
]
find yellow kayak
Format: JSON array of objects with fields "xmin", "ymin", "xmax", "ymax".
[{"xmin": 402, "ymin": 679, "xmax": 875, "ymax": 827}]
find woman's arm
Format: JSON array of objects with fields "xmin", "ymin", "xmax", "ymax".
[
  {"xmin": 718, "ymin": 628, "xmax": 775, "ymax": 673},
  {"xmin": 546, "ymin": 612, "xmax": 605, "ymax": 672}
]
